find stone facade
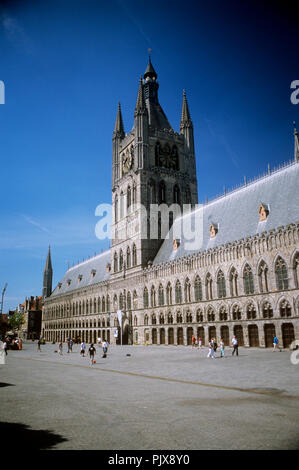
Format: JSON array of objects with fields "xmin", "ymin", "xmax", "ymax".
[{"xmin": 41, "ymin": 59, "xmax": 299, "ymax": 349}]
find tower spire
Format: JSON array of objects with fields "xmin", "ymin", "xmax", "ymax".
[
  {"xmin": 180, "ymin": 90, "xmax": 192, "ymax": 130},
  {"xmin": 42, "ymin": 245, "xmax": 53, "ymax": 299},
  {"xmin": 113, "ymin": 102, "xmax": 125, "ymax": 138},
  {"xmin": 135, "ymin": 76, "xmax": 146, "ymax": 114},
  {"xmin": 294, "ymin": 121, "xmax": 299, "ymax": 162}
]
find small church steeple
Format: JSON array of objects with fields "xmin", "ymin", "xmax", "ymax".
[
  {"xmin": 42, "ymin": 245, "xmax": 53, "ymax": 299},
  {"xmin": 113, "ymin": 102, "xmax": 125, "ymax": 138},
  {"xmin": 180, "ymin": 90, "xmax": 192, "ymax": 130}
]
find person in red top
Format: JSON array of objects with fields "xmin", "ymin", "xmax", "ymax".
[{"xmin": 191, "ymin": 335, "xmax": 196, "ymax": 348}]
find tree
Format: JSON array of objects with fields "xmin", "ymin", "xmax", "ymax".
[{"xmin": 8, "ymin": 311, "xmax": 25, "ymax": 333}]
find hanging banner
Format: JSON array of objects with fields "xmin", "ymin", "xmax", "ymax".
[{"xmin": 117, "ymin": 310, "xmax": 123, "ymax": 328}]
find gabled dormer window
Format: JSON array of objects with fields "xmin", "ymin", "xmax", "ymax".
[
  {"xmin": 78, "ymin": 274, "xmax": 83, "ymax": 283},
  {"xmin": 173, "ymin": 239, "xmax": 180, "ymax": 251},
  {"xmin": 58, "ymin": 282, "xmax": 62, "ymax": 289},
  {"xmin": 67, "ymin": 279, "xmax": 71, "ymax": 287},
  {"xmin": 91, "ymin": 269, "xmax": 96, "ymax": 279}
]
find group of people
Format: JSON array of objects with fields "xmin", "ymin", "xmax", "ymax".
[
  {"xmin": 55, "ymin": 337, "xmax": 109, "ymax": 365},
  {"xmin": 191, "ymin": 334, "xmax": 239, "ymax": 358}
]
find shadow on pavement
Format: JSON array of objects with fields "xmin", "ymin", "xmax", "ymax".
[
  {"xmin": 0, "ymin": 383, "xmax": 15, "ymax": 388},
  {"xmin": 0, "ymin": 421, "xmax": 68, "ymax": 450}
]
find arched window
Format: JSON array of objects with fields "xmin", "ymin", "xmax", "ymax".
[
  {"xmin": 114, "ymin": 252, "xmax": 118, "ymax": 272},
  {"xmin": 194, "ymin": 276, "xmax": 202, "ymax": 301},
  {"xmin": 151, "ymin": 286, "xmax": 156, "ymax": 307},
  {"xmin": 133, "ymin": 291, "xmax": 138, "ymax": 309},
  {"xmin": 177, "ymin": 312, "xmax": 183, "ymax": 323},
  {"xmin": 196, "ymin": 309, "xmax": 203, "ymax": 323},
  {"xmin": 158, "ymin": 181, "xmax": 166, "ymax": 204},
  {"xmin": 258, "ymin": 260, "xmax": 269, "ymax": 293},
  {"xmin": 207, "ymin": 307, "xmax": 215, "ymax": 322},
  {"xmin": 205, "ymin": 273, "xmax": 213, "ymax": 300},
  {"xmin": 173, "ymin": 184, "xmax": 180, "ymax": 205},
  {"xmin": 275, "ymin": 257, "xmax": 289, "ymax": 290},
  {"xmin": 246, "ymin": 303, "xmax": 256, "ymax": 320},
  {"xmin": 127, "ymin": 186, "xmax": 131, "ymax": 211},
  {"xmin": 102, "ymin": 296, "xmax": 105, "ymax": 312},
  {"xmin": 158, "ymin": 284, "xmax": 164, "ymax": 306},
  {"xmin": 219, "ymin": 306, "xmax": 228, "ymax": 321},
  {"xmin": 144, "ymin": 314, "xmax": 148, "ymax": 326},
  {"xmin": 132, "ymin": 244, "xmax": 137, "ymax": 266},
  {"xmin": 184, "ymin": 278, "xmax": 191, "ymax": 303},
  {"xmin": 243, "ymin": 264, "xmax": 254, "ymax": 294},
  {"xmin": 186, "ymin": 311, "xmax": 193, "ymax": 323},
  {"xmin": 217, "ymin": 270, "xmax": 226, "ymax": 298},
  {"xmin": 134, "ymin": 316, "xmax": 138, "ymax": 326},
  {"xmin": 262, "ymin": 301, "xmax": 273, "ymax": 318},
  {"xmin": 143, "ymin": 287, "xmax": 149, "ymax": 308},
  {"xmin": 166, "ymin": 282, "xmax": 172, "ymax": 305},
  {"xmin": 119, "ymin": 250, "xmax": 123, "ymax": 271},
  {"xmin": 229, "ymin": 267, "xmax": 238, "ymax": 297},
  {"xmin": 167, "ymin": 313, "xmax": 173, "ymax": 324},
  {"xmin": 106, "ymin": 295, "xmax": 110, "ymax": 312},
  {"xmin": 159, "ymin": 313, "xmax": 164, "ymax": 325},
  {"xmin": 293, "ymin": 252, "xmax": 299, "ymax": 288},
  {"xmin": 114, "ymin": 195, "xmax": 118, "ymax": 223},
  {"xmin": 126, "ymin": 246, "xmax": 131, "ymax": 269},
  {"xmin": 279, "ymin": 299, "xmax": 292, "ymax": 317},
  {"xmin": 232, "ymin": 305, "xmax": 242, "ymax": 321},
  {"xmin": 127, "ymin": 291, "xmax": 132, "ymax": 310},
  {"xmin": 175, "ymin": 280, "xmax": 182, "ymax": 304},
  {"xmin": 151, "ymin": 314, "xmax": 157, "ymax": 325},
  {"xmin": 119, "ymin": 293, "xmax": 124, "ymax": 311},
  {"xmin": 120, "ymin": 191, "xmax": 124, "ymax": 219}
]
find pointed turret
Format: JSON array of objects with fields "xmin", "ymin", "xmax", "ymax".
[
  {"xmin": 294, "ymin": 121, "xmax": 299, "ymax": 162},
  {"xmin": 42, "ymin": 245, "xmax": 53, "ymax": 299},
  {"xmin": 180, "ymin": 90, "xmax": 192, "ymax": 130},
  {"xmin": 144, "ymin": 56, "xmax": 157, "ymax": 81},
  {"xmin": 113, "ymin": 102, "xmax": 125, "ymax": 138},
  {"xmin": 135, "ymin": 76, "xmax": 146, "ymax": 115}
]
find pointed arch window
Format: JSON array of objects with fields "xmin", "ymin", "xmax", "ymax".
[
  {"xmin": 243, "ymin": 264, "xmax": 254, "ymax": 295},
  {"xmin": 167, "ymin": 313, "xmax": 173, "ymax": 324},
  {"xmin": 246, "ymin": 303, "xmax": 256, "ymax": 320},
  {"xmin": 166, "ymin": 282, "xmax": 172, "ymax": 305},
  {"xmin": 127, "ymin": 291, "xmax": 132, "ymax": 310},
  {"xmin": 127, "ymin": 186, "xmax": 131, "ymax": 212},
  {"xmin": 132, "ymin": 244, "xmax": 137, "ymax": 267},
  {"xmin": 175, "ymin": 280, "xmax": 182, "ymax": 304},
  {"xmin": 229, "ymin": 267, "xmax": 238, "ymax": 297},
  {"xmin": 102, "ymin": 296, "xmax": 106, "ymax": 313},
  {"xmin": 159, "ymin": 313, "xmax": 165, "ymax": 325},
  {"xmin": 194, "ymin": 276, "xmax": 202, "ymax": 301},
  {"xmin": 158, "ymin": 181, "xmax": 166, "ymax": 204},
  {"xmin": 119, "ymin": 250, "xmax": 123, "ymax": 271},
  {"xmin": 232, "ymin": 305, "xmax": 242, "ymax": 321},
  {"xmin": 158, "ymin": 284, "xmax": 164, "ymax": 306},
  {"xmin": 262, "ymin": 301, "xmax": 273, "ymax": 319},
  {"xmin": 293, "ymin": 252, "xmax": 299, "ymax": 288},
  {"xmin": 143, "ymin": 287, "xmax": 149, "ymax": 308},
  {"xmin": 275, "ymin": 257, "xmax": 289, "ymax": 290},
  {"xmin": 151, "ymin": 314, "xmax": 157, "ymax": 325},
  {"xmin": 184, "ymin": 278, "xmax": 191, "ymax": 303},
  {"xmin": 132, "ymin": 182, "xmax": 137, "ymax": 204},
  {"xmin": 219, "ymin": 306, "xmax": 228, "ymax": 321},
  {"xmin": 258, "ymin": 260, "xmax": 269, "ymax": 293},
  {"xmin": 173, "ymin": 184, "xmax": 181, "ymax": 205},
  {"xmin": 120, "ymin": 191, "xmax": 124, "ymax": 219},
  {"xmin": 205, "ymin": 273, "xmax": 213, "ymax": 300},
  {"xmin": 114, "ymin": 252, "xmax": 118, "ymax": 272},
  {"xmin": 144, "ymin": 314, "xmax": 149, "ymax": 326},
  {"xmin": 196, "ymin": 309, "xmax": 203, "ymax": 323},
  {"xmin": 217, "ymin": 270, "xmax": 226, "ymax": 298},
  {"xmin": 133, "ymin": 290, "xmax": 138, "ymax": 309},
  {"xmin": 279, "ymin": 299, "xmax": 291, "ymax": 317},
  {"xmin": 114, "ymin": 195, "xmax": 118, "ymax": 223},
  {"xmin": 126, "ymin": 246, "xmax": 131, "ymax": 269},
  {"xmin": 151, "ymin": 285, "xmax": 156, "ymax": 307},
  {"xmin": 207, "ymin": 307, "xmax": 215, "ymax": 322},
  {"xmin": 119, "ymin": 293, "xmax": 124, "ymax": 311}
]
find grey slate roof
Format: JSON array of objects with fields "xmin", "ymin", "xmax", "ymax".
[
  {"xmin": 153, "ymin": 161, "xmax": 299, "ymax": 265},
  {"xmin": 50, "ymin": 249, "xmax": 111, "ymax": 298}
]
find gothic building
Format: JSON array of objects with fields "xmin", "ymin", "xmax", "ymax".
[{"xmin": 41, "ymin": 58, "xmax": 299, "ymax": 349}]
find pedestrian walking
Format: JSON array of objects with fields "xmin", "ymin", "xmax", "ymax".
[
  {"xmin": 273, "ymin": 336, "xmax": 281, "ymax": 351},
  {"xmin": 69, "ymin": 338, "xmax": 73, "ymax": 352},
  {"xmin": 89, "ymin": 343, "xmax": 96, "ymax": 365},
  {"xmin": 80, "ymin": 341, "xmax": 86, "ymax": 357},
  {"xmin": 37, "ymin": 339, "xmax": 41, "ymax": 351},
  {"xmin": 232, "ymin": 336, "xmax": 238, "ymax": 356},
  {"xmin": 97, "ymin": 337, "xmax": 102, "ymax": 345},
  {"xmin": 191, "ymin": 335, "xmax": 196, "ymax": 349},
  {"xmin": 102, "ymin": 340, "xmax": 108, "ymax": 358},
  {"xmin": 58, "ymin": 342, "xmax": 63, "ymax": 355},
  {"xmin": 207, "ymin": 339, "xmax": 215, "ymax": 359},
  {"xmin": 220, "ymin": 338, "xmax": 225, "ymax": 357},
  {"xmin": 0, "ymin": 340, "xmax": 6, "ymax": 365},
  {"xmin": 198, "ymin": 337, "xmax": 203, "ymax": 350},
  {"xmin": 213, "ymin": 338, "xmax": 218, "ymax": 355},
  {"xmin": 67, "ymin": 338, "xmax": 71, "ymax": 353},
  {"xmin": 3, "ymin": 340, "xmax": 8, "ymax": 356}
]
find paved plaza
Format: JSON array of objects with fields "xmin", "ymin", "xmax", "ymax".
[{"xmin": 1, "ymin": 341, "xmax": 299, "ymax": 450}]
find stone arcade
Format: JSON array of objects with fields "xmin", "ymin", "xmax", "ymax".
[{"xmin": 41, "ymin": 58, "xmax": 299, "ymax": 349}]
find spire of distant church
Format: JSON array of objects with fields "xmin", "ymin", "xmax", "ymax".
[
  {"xmin": 144, "ymin": 51, "xmax": 158, "ymax": 81},
  {"xmin": 180, "ymin": 90, "xmax": 192, "ymax": 130},
  {"xmin": 294, "ymin": 121, "xmax": 299, "ymax": 162},
  {"xmin": 42, "ymin": 245, "xmax": 53, "ymax": 299},
  {"xmin": 113, "ymin": 102, "xmax": 125, "ymax": 137}
]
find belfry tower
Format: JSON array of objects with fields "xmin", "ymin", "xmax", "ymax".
[
  {"xmin": 42, "ymin": 245, "xmax": 53, "ymax": 299},
  {"xmin": 111, "ymin": 56, "xmax": 198, "ymax": 277}
]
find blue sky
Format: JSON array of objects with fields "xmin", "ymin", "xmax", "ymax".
[{"xmin": 0, "ymin": 0, "xmax": 298, "ymax": 311}]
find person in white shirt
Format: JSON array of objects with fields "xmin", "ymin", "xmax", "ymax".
[
  {"xmin": 232, "ymin": 336, "xmax": 238, "ymax": 356},
  {"xmin": 80, "ymin": 341, "xmax": 86, "ymax": 357}
]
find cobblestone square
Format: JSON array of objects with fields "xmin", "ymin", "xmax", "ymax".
[{"xmin": 1, "ymin": 341, "xmax": 299, "ymax": 450}]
